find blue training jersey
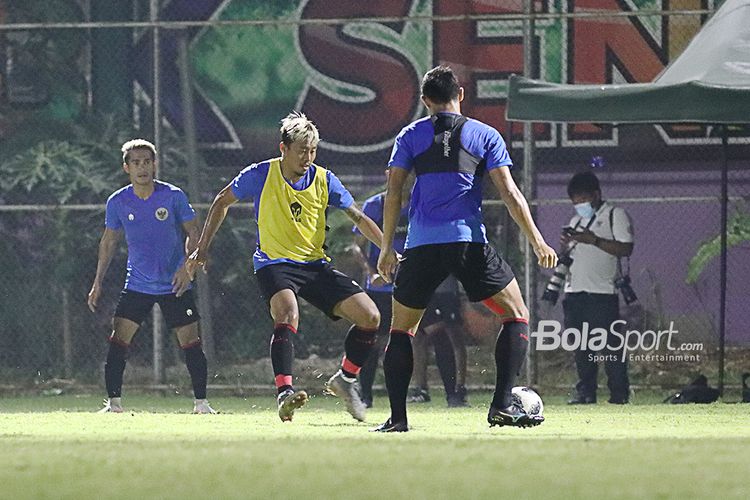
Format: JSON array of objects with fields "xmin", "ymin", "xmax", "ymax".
[
  {"xmin": 353, "ymin": 192, "xmax": 409, "ymax": 292},
  {"xmin": 388, "ymin": 112, "xmax": 512, "ymax": 249},
  {"xmin": 105, "ymin": 180, "xmax": 196, "ymax": 295},
  {"xmin": 230, "ymin": 160, "xmax": 354, "ymax": 271}
]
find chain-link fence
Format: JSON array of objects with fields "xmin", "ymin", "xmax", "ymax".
[{"xmin": 1, "ymin": 0, "xmax": 748, "ymax": 398}]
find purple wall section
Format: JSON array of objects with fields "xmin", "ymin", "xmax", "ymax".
[{"xmin": 533, "ymin": 163, "xmax": 750, "ymax": 344}]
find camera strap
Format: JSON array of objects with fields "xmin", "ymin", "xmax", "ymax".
[
  {"xmin": 566, "ymin": 212, "xmax": 599, "ymax": 256},
  {"xmin": 565, "ymin": 213, "xmax": 598, "ymax": 256},
  {"xmin": 572, "ymin": 212, "xmax": 599, "ymax": 231},
  {"xmin": 609, "ymin": 206, "xmax": 630, "ymax": 278}
]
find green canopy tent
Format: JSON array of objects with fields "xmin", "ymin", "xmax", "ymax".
[{"xmin": 506, "ymin": 0, "xmax": 750, "ymax": 394}]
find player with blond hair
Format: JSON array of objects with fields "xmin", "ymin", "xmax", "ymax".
[{"xmin": 188, "ymin": 112, "xmax": 385, "ymax": 423}]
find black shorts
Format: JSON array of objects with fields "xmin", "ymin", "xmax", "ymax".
[
  {"xmin": 114, "ymin": 289, "xmax": 200, "ymax": 329},
  {"xmin": 422, "ymin": 291, "xmax": 462, "ymax": 328},
  {"xmin": 256, "ymin": 262, "xmax": 364, "ymax": 320},
  {"xmin": 394, "ymin": 242, "xmax": 515, "ymax": 309}
]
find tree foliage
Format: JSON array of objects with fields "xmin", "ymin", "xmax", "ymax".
[{"xmin": 686, "ymin": 210, "xmax": 750, "ymax": 284}]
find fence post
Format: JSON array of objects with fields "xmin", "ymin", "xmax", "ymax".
[
  {"xmin": 176, "ymin": 28, "xmax": 216, "ymax": 362},
  {"xmin": 150, "ymin": 0, "xmax": 165, "ymax": 386},
  {"xmin": 62, "ymin": 289, "xmax": 73, "ymax": 379}
]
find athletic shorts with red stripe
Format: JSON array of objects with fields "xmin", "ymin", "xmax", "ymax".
[{"xmin": 393, "ymin": 242, "xmax": 515, "ymax": 310}]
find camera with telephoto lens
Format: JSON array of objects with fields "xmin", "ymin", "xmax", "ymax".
[
  {"xmin": 541, "ymin": 253, "xmax": 573, "ymax": 306},
  {"xmin": 615, "ymin": 275, "xmax": 638, "ymax": 305}
]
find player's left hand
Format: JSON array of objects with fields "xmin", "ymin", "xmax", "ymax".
[
  {"xmin": 533, "ymin": 242, "xmax": 558, "ymax": 269},
  {"xmin": 172, "ymin": 265, "xmax": 192, "ymax": 297},
  {"xmin": 369, "ymin": 273, "xmax": 387, "ymax": 287}
]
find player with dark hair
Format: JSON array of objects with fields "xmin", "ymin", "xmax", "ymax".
[
  {"xmin": 376, "ymin": 66, "xmax": 558, "ymax": 432},
  {"xmin": 88, "ymin": 139, "xmax": 215, "ymax": 414},
  {"xmin": 352, "ymin": 172, "xmax": 467, "ymax": 408},
  {"xmin": 187, "ymin": 112, "xmax": 385, "ymax": 423}
]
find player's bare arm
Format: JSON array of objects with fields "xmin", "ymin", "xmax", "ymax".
[
  {"xmin": 345, "ymin": 202, "xmax": 383, "ymax": 249},
  {"xmin": 489, "ymin": 166, "xmax": 558, "ymax": 269},
  {"xmin": 377, "ymin": 167, "xmax": 408, "ymax": 282},
  {"xmin": 87, "ymin": 228, "xmax": 123, "ymax": 312},
  {"xmin": 186, "ymin": 184, "xmax": 238, "ymax": 277},
  {"xmin": 352, "ymin": 233, "xmax": 387, "ymax": 287},
  {"xmin": 172, "ymin": 218, "xmax": 201, "ymax": 297}
]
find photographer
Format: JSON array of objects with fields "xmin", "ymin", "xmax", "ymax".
[{"xmin": 561, "ymin": 172, "xmax": 634, "ymax": 405}]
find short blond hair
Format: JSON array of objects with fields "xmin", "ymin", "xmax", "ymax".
[
  {"xmin": 121, "ymin": 139, "xmax": 156, "ymax": 163},
  {"xmin": 280, "ymin": 111, "xmax": 319, "ymax": 146}
]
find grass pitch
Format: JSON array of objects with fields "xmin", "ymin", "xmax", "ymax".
[{"xmin": 0, "ymin": 393, "xmax": 748, "ymax": 500}]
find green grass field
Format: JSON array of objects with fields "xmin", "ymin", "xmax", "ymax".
[{"xmin": 1, "ymin": 393, "xmax": 748, "ymax": 499}]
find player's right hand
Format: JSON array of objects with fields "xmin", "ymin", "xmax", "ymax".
[
  {"xmin": 185, "ymin": 248, "xmax": 207, "ymax": 279},
  {"xmin": 534, "ymin": 242, "xmax": 558, "ymax": 269},
  {"xmin": 87, "ymin": 283, "xmax": 101, "ymax": 313},
  {"xmin": 377, "ymin": 248, "xmax": 399, "ymax": 283},
  {"xmin": 172, "ymin": 266, "xmax": 192, "ymax": 297}
]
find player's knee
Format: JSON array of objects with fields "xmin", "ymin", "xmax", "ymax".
[
  {"xmin": 498, "ymin": 299, "xmax": 528, "ymax": 321},
  {"xmin": 178, "ymin": 336, "xmax": 201, "ymax": 350},
  {"xmin": 510, "ymin": 303, "xmax": 529, "ymax": 322},
  {"xmin": 358, "ymin": 307, "xmax": 380, "ymax": 330},
  {"xmin": 109, "ymin": 330, "xmax": 131, "ymax": 347},
  {"xmin": 274, "ymin": 309, "xmax": 299, "ymax": 326},
  {"xmin": 485, "ymin": 297, "xmax": 528, "ymax": 322}
]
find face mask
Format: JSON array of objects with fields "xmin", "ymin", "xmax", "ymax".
[{"xmin": 575, "ymin": 202, "xmax": 596, "ymax": 219}]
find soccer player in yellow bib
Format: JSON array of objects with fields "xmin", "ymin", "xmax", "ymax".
[{"xmin": 187, "ymin": 112, "xmax": 385, "ymax": 423}]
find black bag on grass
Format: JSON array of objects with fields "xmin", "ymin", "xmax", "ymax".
[{"xmin": 663, "ymin": 374, "xmax": 719, "ymax": 404}]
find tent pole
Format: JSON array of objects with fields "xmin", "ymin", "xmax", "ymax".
[{"xmin": 718, "ymin": 125, "xmax": 728, "ymax": 397}]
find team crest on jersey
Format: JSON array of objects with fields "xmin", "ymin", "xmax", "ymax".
[
  {"xmin": 128, "ymin": 213, "xmax": 135, "ymax": 221},
  {"xmin": 289, "ymin": 202, "xmax": 303, "ymax": 222},
  {"xmin": 155, "ymin": 207, "xmax": 169, "ymax": 221}
]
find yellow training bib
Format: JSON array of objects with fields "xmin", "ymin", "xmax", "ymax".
[{"xmin": 256, "ymin": 158, "xmax": 329, "ymax": 262}]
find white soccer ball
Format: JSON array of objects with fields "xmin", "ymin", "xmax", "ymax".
[{"xmin": 511, "ymin": 386, "xmax": 544, "ymax": 417}]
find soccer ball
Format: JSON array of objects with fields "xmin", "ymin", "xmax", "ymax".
[{"xmin": 511, "ymin": 386, "xmax": 544, "ymax": 417}]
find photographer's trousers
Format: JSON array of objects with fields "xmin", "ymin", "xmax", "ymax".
[{"xmin": 563, "ymin": 292, "xmax": 630, "ymax": 403}]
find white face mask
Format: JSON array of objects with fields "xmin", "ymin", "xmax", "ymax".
[{"xmin": 575, "ymin": 202, "xmax": 596, "ymax": 219}]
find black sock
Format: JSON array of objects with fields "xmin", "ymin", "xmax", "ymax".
[
  {"xmin": 183, "ymin": 341, "xmax": 208, "ymax": 400},
  {"xmin": 271, "ymin": 323, "xmax": 296, "ymax": 394},
  {"xmin": 358, "ymin": 342, "xmax": 381, "ymax": 403},
  {"xmin": 492, "ymin": 320, "xmax": 529, "ymax": 408},
  {"xmin": 383, "ymin": 330, "xmax": 413, "ymax": 424},
  {"xmin": 104, "ymin": 341, "xmax": 128, "ymax": 398},
  {"xmin": 433, "ymin": 330, "xmax": 457, "ymax": 396},
  {"xmin": 342, "ymin": 326, "xmax": 377, "ymax": 378}
]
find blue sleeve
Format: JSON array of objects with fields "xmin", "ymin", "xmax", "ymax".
[
  {"xmin": 326, "ymin": 171, "xmax": 354, "ymax": 209},
  {"xmin": 387, "ymin": 126, "xmax": 414, "ymax": 171},
  {"xmin": 174, "ymin": 189, "xmax": 196, "ymax": 223},
  {"xmin": 231, "ymin": 163, "xmax": 265, "ymax": 201},
  {"xmin": 353, "ymin": 196, "xmax": 382, "ymax": 235},
  {"xmin": 484, "ymin": 127, "xmax": 513, "ymax": 170},
  {"xmin": 104, "ymin": 196, "xmax": 122, "ymax": 230}
]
